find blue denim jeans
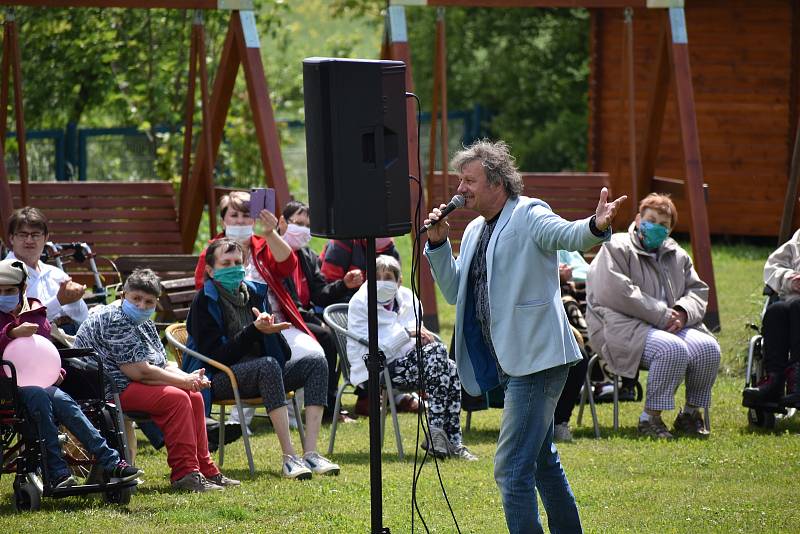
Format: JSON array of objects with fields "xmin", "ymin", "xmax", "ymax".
[
  {"xmin": 18, "ymin": 386, "xmax": 120, "ymax": 482},
  {"xmin": 494, "ymin": 365, "xmax": 582, "ymax": 534}
]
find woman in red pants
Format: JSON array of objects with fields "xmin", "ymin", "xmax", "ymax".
[{"xmin": 75, "ymin": 268, "xmax": 239, "ymax": 492}]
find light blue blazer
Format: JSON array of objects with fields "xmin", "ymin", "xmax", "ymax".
[{"xmin": 425, "ymin": 195, "xmax": 609, "ymax": 396}]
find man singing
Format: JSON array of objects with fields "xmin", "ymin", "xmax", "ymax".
[{"xmin": 424, "ymin": 140, "xmax": 625, "ymax": 534}]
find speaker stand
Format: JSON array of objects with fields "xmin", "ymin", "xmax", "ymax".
[{"xmin": 363, "ymin": 238, "xmax": 391, "ymax": 534}]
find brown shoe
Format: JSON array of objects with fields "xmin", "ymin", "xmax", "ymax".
[
  {"xmin": 673, "ymin": 409, "xmax": 710, "ymax": 438},
  {"xmin": 354, "ymin": 396, "xmax": 370, "ymax": 417},
  {"xmin": 637, "ymin": 415, "xmax": 674, "ymax": 440},
  {"xmin": 396, "ymin": 393, "xmax": 420, "ymax": 413}
]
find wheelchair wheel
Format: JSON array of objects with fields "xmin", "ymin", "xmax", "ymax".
[
  {"xmin": 60, "ymin": 427, "xmax": 93, "ymax": 481},
  {"xmin": 747, "ymin": 407, "xmax": 776, "ymax": 429},
  {"xmin": 12, "ymin": 474, "xmax": 42, "ymax": 512},
  {"xmin": 103, "ymin": 485, "xmax": 132, "ymax": 506}
]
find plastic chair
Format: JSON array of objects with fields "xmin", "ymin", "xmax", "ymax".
[
  {"xmin": 165, "ymin": 323, "xmax": 305, "ymax": 477},
  {"xmin": 322, "ymin": 304, "xmax": 405, "ymax": 460}
]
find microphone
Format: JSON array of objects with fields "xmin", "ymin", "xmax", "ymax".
[{"xmin": 419, "ymin": 194, "xmax": 465, "ymax": 236}]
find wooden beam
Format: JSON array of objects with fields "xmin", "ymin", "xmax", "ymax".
[
  {"xmin": 8, "ymin": 16, "xmax": 27, "ymax": 206},
  {"xmin": 384, "ymin": 5, "xmax": 440, "ymax": 331},
  {"xmin": 667, "ymin": 7, "xmax": 720, "ymax": 331},
  {"xmin": 197, "ymin": 13, "xmax": 217, "ymax": 238},
  {"xmin": 391, "ymin": 0, "xmax": 654, "ymax": 8},
  {"xmin": 0, "ymin": 1, "xmax": 253, "ymax": 9},
  {"xmin": 781, "ymin": 0, "xmax": 800, "ymax": 243},
  {"xmin": 780, "ymin": 114, "xmax": 800, "ymax": 245},
  {"xmin": 179, "ymin": 14, "xmax": 200, "ymax": 231},
  {"xmin": 587, "ymin": 8, "xmax": 602, "ymax": 172},
  {"xmin": 436, "ymin": 8, "xmax": 449, "ymax": 201},
  {"xmin": 180, "ymin": 13, "xmax": 240, "ymax": 251},
  {"xmin": 235, "ymin": 10, "xmax": 291, "ymax": 210},
  {"xmin": 623, "ymin": 7, "xmax": 637, "ymax": 214},
  {"xmin": 636, "ymin": 10, "xmax": 670, "ymax": 215}
]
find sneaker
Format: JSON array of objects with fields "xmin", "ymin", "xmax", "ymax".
[
  {"xmin": 282, "ymin": 455, "xmax": 313, "ymax": 480},
  {"xmin": 420, "ymin": 427, "xmax": 451, "ymax": 458},
  {"xmin": 302, "ymin": 452, "xmax": 341, "ymax": 476},
  {"xmin": 53, "ymin": 473, "xmax": 77, "ymax": 489},
  {"xmin": 206, "ymin": 472, "xmax": 241, "ymax": 487},
  {"xmin": 171, "ymin": 471, "xmax": 223, "ymax": 492},
  {"xmin": 553, "ymin": 422, "xmax": 573, "ymax": 443},
  {"xmin": 105, "ymin": 460, "xmax": 143, "ymax": 483},
  {"xmin": 449, "ymin": 443, "xmax": 479, "ymax": 461},
  {"xmin": 673, "ymin": 409, "xmax": 710, "ymax": 438},
  {"xmin": 637, "ymin": 415, "xmax": 674, "ymax": 440}
]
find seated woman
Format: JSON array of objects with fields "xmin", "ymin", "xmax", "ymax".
[
  {"xmin": 74, "ymin": 268, "xmax": 237, "ymax": 492},
  {"xmin": 194, "ymin": 191, "xmax": 326, "ymax": 439},
  {"xmin": 346, "ymin": 255, "xmax": 477, "ymax": 460},
  {"xmin": 586, "ymin": 193, "xmax": 720, "ymax": 439},
  {"xmin": 277, "ymin": 200, "xmax": 358, "ymax": 422},
  {"xmin": 186, "ymin": 238, "xmax": 339, "ymax": 480},
  {"xmin": 743, "ymin": 228, "xmax": 800, "ymax": 404},
  {"xmin": 0, "ymin": 259, "xmax": 141, "ymax": 489}
]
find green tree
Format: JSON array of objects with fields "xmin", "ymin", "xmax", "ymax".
[{"xmin": 332, "ymin": 2, "xmax": 590, "ymax": 172}]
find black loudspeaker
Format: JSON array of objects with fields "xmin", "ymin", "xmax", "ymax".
[{"xmin": 303, "ymin": 57, "xmax": 410, "ymax": 239}]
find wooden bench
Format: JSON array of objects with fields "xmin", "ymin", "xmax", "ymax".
[
  {"xmin": 427, "ymin": 171, "xmax": 611, "ymax": 256},
  {"xmin": 9, "ymin": 181, "xmax": 184, "ymax": 256},
  {"xmin": 8, "ymin": 181, "xmax": 185, "ymax": 288}
]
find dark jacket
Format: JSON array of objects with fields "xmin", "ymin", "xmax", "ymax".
[
  {"xmin": 194, "ymin": 233, "xmax": 313, "ymax": 338},
  {"xmin": 283, "ymin": 247, "xmax": 351, "ymax": 321},
  {"xmin": 320, "ymin": 239, "xmax": 400, "ymax": 301},
  {"xmin": 183, "ymin": 279, "xmax": 291, "ymax": 413}
]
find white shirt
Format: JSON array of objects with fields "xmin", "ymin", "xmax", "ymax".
[
  {"xmin": 346, "ymin": 284, "xmax": 421, "ymax": 386},
  {"xmin": 6, "ymin": 252, "xmax": 89, "ymax": 323}
]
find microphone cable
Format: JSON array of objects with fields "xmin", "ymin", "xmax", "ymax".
[{"xmin": 406, "ymin": 91, "xmax": 463, "ymax": 534}]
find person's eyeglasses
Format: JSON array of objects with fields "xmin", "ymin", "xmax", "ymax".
[{"xmin": 14, "ymin": 231, "xmax": 45, "ymax": 240}]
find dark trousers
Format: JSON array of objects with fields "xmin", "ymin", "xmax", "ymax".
[
  {"xmin": 554, "ymin": 351, "xmax": 588, "ymax": 425},
  {"xmin": 763, "ymin": 298, "xmax": 800, "ymax": 373},
  {"xmin": 306, "ymin": 320, "xmax": 340, "ymax": 409}
]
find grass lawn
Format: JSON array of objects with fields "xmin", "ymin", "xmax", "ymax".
[{"xmin": 3, "ymin": 241, "xmax": 799, "ymax": 533}]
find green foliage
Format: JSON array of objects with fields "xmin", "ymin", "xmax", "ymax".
[{"xmin": 405, "ymin": 7, "xmax": 591, "ymax": 172}]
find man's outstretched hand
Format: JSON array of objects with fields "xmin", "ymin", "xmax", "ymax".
[{"xmin": 595, "ymin": 187, "xmax": 628, "ymax": 231}]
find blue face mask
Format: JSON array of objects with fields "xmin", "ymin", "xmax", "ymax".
[
  {"xmin": 0, "ymin": 293, "xmax": 20, "ymax": 313},
  {"xmin": 121, "ymin": 298, "xmax": 155, "ymax": 325},
  {"xmin": 638, "ymin": 220, "xmax": 670, "ymax": 251}
]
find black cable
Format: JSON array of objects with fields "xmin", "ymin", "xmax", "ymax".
[{"xmin": 406, "ymin": 91, "xmax": 462, "ymax": 534}]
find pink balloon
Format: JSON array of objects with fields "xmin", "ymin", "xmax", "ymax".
[{"xmin": 2, "ymin": 334, "xmax": 61, "ymax": 388}]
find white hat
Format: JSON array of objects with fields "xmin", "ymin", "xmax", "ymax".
[{"xmin": 0, "ymin": 258, "xmax": 26, "ymax": 286}]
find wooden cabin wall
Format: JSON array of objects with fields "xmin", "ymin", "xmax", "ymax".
[{"xmin": 589, "ymin": 0, "xmax": 796, "ymax": 236}]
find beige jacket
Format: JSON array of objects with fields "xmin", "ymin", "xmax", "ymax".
[
  {"xmin": 585, "ymin": 223, "xmax": 710, "ymax": 378},
  {"xmin": 764, "ymin": 228, "xmax": 800, "ymax": 300}
]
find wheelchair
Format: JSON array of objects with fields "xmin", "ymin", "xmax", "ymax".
[
  {"xmin": 742, "ymin": 286, "xmax": 798, "ymax": 429},
  {"xmin": 0, "ymin": 348, "xmax": 135, "ymax": 511}
]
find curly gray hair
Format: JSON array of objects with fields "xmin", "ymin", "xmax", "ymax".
[{"xmin": 451, "ymin": 139, "xmax": 523, "ymax": 198}]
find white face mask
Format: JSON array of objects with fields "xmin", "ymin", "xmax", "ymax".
[
  {"xmin": 283, "ymin": 223, "xmax": 312, "ymax": 250},
  {"xmin": 376, "ymin": 280, "xmax": 399, "ymax": 305},
  {"xmin": 225, "ymin": 225, "xmax": 254, "ymax": 241}
]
